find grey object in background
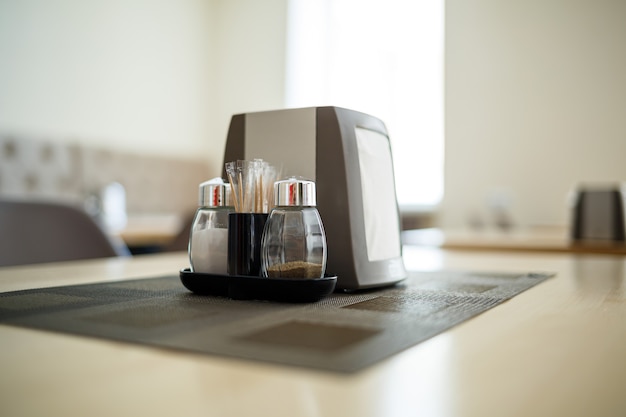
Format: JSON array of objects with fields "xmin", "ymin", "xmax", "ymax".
[{"xmin": 571, "ymin": 185, "xmax": 625, "ymax": 241}]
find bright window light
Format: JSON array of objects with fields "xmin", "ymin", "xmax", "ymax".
[{"xmin": 286, "ymin": 0, "xmax": 444, "ymax": 210}]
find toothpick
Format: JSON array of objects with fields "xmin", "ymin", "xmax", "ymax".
[
  {"xmin": 227, "ymin": 171, "xmax": 239, "ymax": 212},
  {"xmin": 238, "ymin": 171, "xmax": 244, "ymax": 213},
  {"xmin": 258, "ymin": 175, "xmax": 264, "ymax": 213}
]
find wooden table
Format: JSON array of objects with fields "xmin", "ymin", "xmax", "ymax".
[
  {"xmin": 115, "ymin": 214, "xmax": 187, "ymax": 251},
  {"xmin": 403, "ymin": 227, "xmax": 626, "ymax": 255},
  {"xmin": 1, "ymin": 247, "xmax": 625, "ymax": 416}
]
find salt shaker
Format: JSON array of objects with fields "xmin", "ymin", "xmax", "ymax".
[
  {"xmin": 261, "ymin": 177, "xmax": 327, "ymax": 279},
  {"xmin": 189, "ymin": 178, "xmax": 233, "ymax": 274}
]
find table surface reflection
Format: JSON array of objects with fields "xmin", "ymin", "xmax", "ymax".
[
  {"xmin": 1, "ymin": 247, "xmax": 625, "ymax": 417},
  {"xmin": 403, "ymin": 227, "xmax": 626, "ymax": 255}
]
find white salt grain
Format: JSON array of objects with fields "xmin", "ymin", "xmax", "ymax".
[{"xmin": 190, "ymin": 228, "xmax": 229, "ymax": 274}]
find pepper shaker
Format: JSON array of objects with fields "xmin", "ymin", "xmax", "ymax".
[{"xmin": 261, "ymin": 177, "xmax": 327, "ymax": 279}]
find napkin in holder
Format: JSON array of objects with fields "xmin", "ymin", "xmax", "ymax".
[{"xmin": 222, "ymin": 106, "xmax": 407, "ymax": 290}]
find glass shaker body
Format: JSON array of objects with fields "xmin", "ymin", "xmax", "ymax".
[
  {"xmin": 189, "ymin": 178, "xmax": 233, "ymax": 274},
  {"xmin": 261, "ymin": 178, "xmax": 327, "ymax": 279}
]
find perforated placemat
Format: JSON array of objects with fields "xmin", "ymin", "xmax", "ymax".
[{"xmin": 0, "ymin": 270, "xmax": 551, "ymax": 372}]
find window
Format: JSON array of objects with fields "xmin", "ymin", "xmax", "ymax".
[{"xmin": 285, "ymin": 0, "xmax": 444, "ymax": 210}]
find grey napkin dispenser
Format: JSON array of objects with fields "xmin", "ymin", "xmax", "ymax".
[{"xmin": 222, "ymin": 106, "xmax": 407, "ymax": 290}]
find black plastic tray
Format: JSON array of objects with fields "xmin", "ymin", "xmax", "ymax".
[{"xmin": 179, "ymin": 268, "xmax": 337, "ymax": 302}]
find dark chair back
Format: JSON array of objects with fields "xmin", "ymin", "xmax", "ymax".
[{"xmin": 0, "ymin": 199, "xmax": 129, "ymax": 267}]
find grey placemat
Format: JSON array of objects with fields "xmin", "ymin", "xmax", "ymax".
[{"xmin": 0, "ymin": 270, "xmax": 552, "ymax": 372}]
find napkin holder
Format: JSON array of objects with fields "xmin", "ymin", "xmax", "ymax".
[{"xmin": 223, "ymin": 106, "xmax": 407, "ymax": 290}]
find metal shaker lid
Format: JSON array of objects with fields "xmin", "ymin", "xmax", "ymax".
[
  {"xmin": 198, "ymin": 178, "xmax": 231, "ymax": 207},
  {"xmin": 274, "ymin": 177, "xmax": 316, "ymax": 207}
]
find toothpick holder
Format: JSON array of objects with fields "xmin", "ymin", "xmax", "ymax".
[{"xmin": 227, "ymin": 213, "xmax": 269, "ymax": 277}]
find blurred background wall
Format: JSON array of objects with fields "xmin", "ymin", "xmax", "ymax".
[
  {"xmin": 1, "ymin": 0, "xmax": 625, "ymax": 229},
  {"xmin": 443, "ymin": 0, "xmax": 626, "ymax": 229},
  {"xmin": 0, "ymin": 0, "xmax": 287, "ymax": 174}
]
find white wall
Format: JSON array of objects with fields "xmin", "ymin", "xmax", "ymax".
[
  {"xmin": 0, "ymin": 0, "xmax": 288, "ymax": 175},
  {"xmin": 443, "ymin": 0, "xmax": 626, "ymax": 228},
  {"xmin": 5, "ymin": 0, "xmax": 623, "ymax": 229},
  {"xmin": 213, "ymin": 0, "xmax": 288, "ymax": 152},
  {"xmin": 0, "ymin": 0, "xmax": 217, "ymax": 161}
]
